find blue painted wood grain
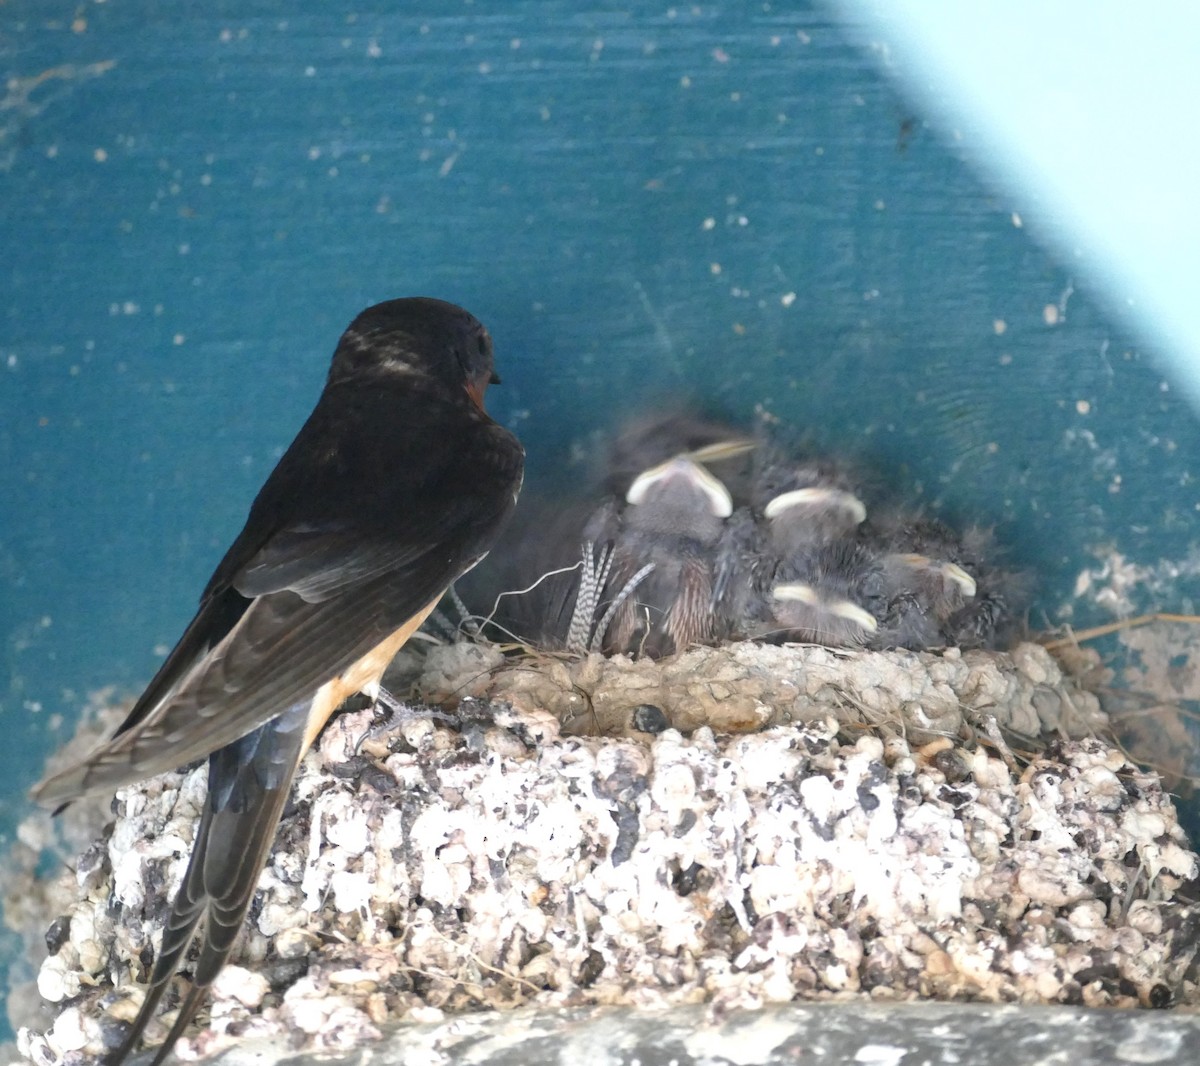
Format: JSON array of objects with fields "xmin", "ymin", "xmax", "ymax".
[{"xmin": 3, "ymin": 3, "xmax": 1199, "ymax": 849}]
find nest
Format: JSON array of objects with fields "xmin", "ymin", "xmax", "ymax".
[
  {"xmin": 7, "ymin": 640, "xmax": 1199, "ymax": 1064},
  {"xmin": 409, "ymin": 638, "xmax": 1105, "ymax": 743}
]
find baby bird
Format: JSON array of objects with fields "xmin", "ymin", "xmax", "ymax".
[
  {"xmin": 462, "ymin": 412, "xmax": 752, "ymax": 655},
  {"xmin": 767, "ymin": 539, "xmax": 884, "ymax": 647},
  {"xmin": 462, "ymin": 416, "xmax": 1025, "ymax": 658},
  {"xmin": 592, "ymin": 454, "xmax": 734, "ymax": 658},
  {"xmin": 600, "ymin": 410, "xmax": 755, "ymax": 503},
  {"xmin": 716, "ymin": 444, "xmax": 872, "ymax": 645},
  {"xmin": 865, "ymin": 514, "xmax": 1021, "ymax": 650},
  {"xmin": 753, "ymin": 448, "xmax": 868, "ymax": 548}
]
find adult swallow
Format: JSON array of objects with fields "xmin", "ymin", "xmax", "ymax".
[
  {"xmin": 31, "ymin": 297, "xmax": 524, "ymax": 1066},
  {"xmin": 591, "ymin": 454, "xmax": 734, "ymax": 657}
]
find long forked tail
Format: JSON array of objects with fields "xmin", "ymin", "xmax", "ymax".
[{"xmin": 107, "ymin": 701, "xmax": 311, "ymax": 1066}]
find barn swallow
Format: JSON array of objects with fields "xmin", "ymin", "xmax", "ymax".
[
  {"xmin": 31, "ymin": 297, "xmax": 524, "ymax": 1066},
  {"xmin": 870, "ymin": 514, "xmax": 977, "ymax": 616},
  {"xmin": 711, "ymin": 505, "xmax": 765, "ymax": 639},
  {"xmin": 717, "ymin": 515, "xmax": 975, "ymax": 652},
  {"xmin": 931, "ymin": 525, "xmax": 1026, "ymax": 649},
  {"xmin": 589, "ymin": 415, "xmax": 751, "ymax": 654},
  {"xmin": 592, "ymin": 454, "xmax": 733, "ymax": 657}
]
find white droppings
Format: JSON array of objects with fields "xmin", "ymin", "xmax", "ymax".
[
  {"xmin": 1070, "ymin": 548, "xmax": 1200, "ymax": 617},
  {"xmin": 854, "ymin": 1045, "xmax": 907, "ymax": 1066},
  {"xmin": 212, "ymin": 966, "xmax": 270, "ymax": 1008},
  {"xmin": 47, "ymin": 1007, "xmax": 89, "ymax": 1053}
]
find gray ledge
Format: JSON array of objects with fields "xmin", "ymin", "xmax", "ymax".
[{"xmin": 197, "ymin": 1001, "xmax": 1200, "ymax": 1066}]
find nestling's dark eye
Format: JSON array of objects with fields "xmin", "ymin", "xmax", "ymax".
[{"xmin": 477, "ymin": 333, "xmax": 489, "ymax": 357}]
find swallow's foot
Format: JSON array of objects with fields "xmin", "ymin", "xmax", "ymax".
[{"xmin": 353, "ymin": 686, "xmax": 458, "ymax": 753}]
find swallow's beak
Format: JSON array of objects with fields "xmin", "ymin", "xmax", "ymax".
[
  {"xmin": 490, "ymin": 370, "xmax": 502, "ymax": 385},
  {"xmin": 764, "ymin": 487, "xmax": 866, "ymax": 526},
  {"xmin": 466, "ymin": 379, "xmax": 488, "ymax": 411},
  {"xmin": 685, "ymin": 438, "xmax": 755, "ymax": 464}
]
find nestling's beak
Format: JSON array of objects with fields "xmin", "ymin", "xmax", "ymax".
[{"xmin": 626, "ymin": 456, "xmax": 733, "ymax": 517}]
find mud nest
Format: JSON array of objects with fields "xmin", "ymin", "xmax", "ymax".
[{"xmin": 8, "ymin": 640, "xmax": 1199, "ymax": 1064}]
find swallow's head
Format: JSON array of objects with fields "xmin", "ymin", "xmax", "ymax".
[
  {"xmin": 623, "ymin": 456, "xmax": 733, "ymax": 541},
  {"xmin": 765, "ymin": 541, "xmax": 884, "ymax": 647},
  {"xmin": 604, "ymin": 412, "xmax": 753, "ymax": 497},
  {"xmin": 763, "ymin": 486, "xmax": 867, "ymax": 545},
  {"xmin": 330, "ymin": 297, "xmax": 500, "ymax": 409},
  {"xmin": 752, "ymin": 449, "xmax": 867, "ymax": 547},
  {"xmin": 771, "ymin": 582, "xmax": 878, "ymax": 645}
]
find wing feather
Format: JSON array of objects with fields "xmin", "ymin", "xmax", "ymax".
[{"xmin": 34, "ymin": 392, "xmax": 522, "ymax": 808}]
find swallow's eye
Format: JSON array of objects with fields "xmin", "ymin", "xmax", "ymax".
[{"xmin": 476, "ymin": 334, "xmax": 489, "ymax": 357}]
